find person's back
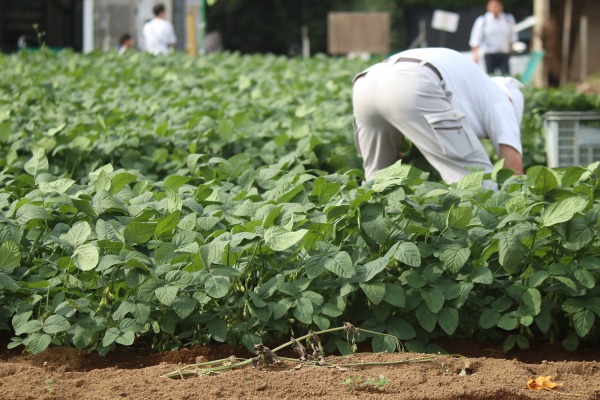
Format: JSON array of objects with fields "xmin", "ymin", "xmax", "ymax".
[
  {"xmin": 143, "ymin": 3, "xmax": 176, "ymax": 55},
  {"xmin": 397, "ymin": 47, "xmax": 519, "ymax": 153}
]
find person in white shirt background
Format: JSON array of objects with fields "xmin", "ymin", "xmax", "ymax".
[
  {"xmin": 352, "ymin": 47, "xmax": 524, "ymax": 185},
  {"xmin": 142, "ymin": 3, "xmax": 177, "ymax": 55},
  {"xmin": 469, "ymin": 0, "xmax": 517, "ymax": 76}
]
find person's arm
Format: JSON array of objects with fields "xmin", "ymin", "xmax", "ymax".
[
  {"xmin": 469, "ymin": 17, "xmax": 483, "ymax": 64},
  {"xmin": 498, "ymin": 144, "xmax": 523, "ymax": 175}
]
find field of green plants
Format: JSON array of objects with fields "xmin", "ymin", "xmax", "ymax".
[{"xmin": 1, "ymin": 50, "xmax": 600, "ymax": 357}]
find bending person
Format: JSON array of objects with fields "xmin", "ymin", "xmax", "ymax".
[{"xmin": 352, "ymin": 47, "xmax": 524, "ymax": 184}]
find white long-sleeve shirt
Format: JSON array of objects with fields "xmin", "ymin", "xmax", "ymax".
[
  {"xmin": 469, "ymin": 12, "xmax": 517, "ymax": 54},
  {"xmin": 143, "ymin": 18, "xmax": 177, "ymax": 55},
  {"xmin": 397, "ymin": 48, "xmax": 523, "ymax": 155}
]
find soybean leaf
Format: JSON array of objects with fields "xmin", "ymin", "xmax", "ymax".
[
  {"xmin": 359, "ymin": 282, "xmax": 385, "ymax": 305},
  {"xmin": 72, "ymin": 243, "xmax": 99, "ymax": 271},
  {"xmin": 24, "ymin": 148, "xmax": 49, "ymax": 176},
  {"xmin": 43, "ymin": 315, "xmax": 70, "ymax": 334},
  {"xmin": 155, "ymin": 286, "xmax": 179, "ymax": 306},
  {"xmin": 541, "ymin": 197, "xmax": 588, "ymax": 227},
  {"xmin": 392, "ymin": 242, "xmax": 421, "ymax": 267},
  {"xmin": 324, "ymin": 251, "xmax": 355, "ymax": 278},
  {"xmin": 0, "ymin": 241, "xmax": 20, "ymax": 272},
  {"xmin": 124, "ymin": 222, "xmax": 157, "ymax": 244},
  {"xmin": 264, "ymin": 226, "xmax": 308, "ymax": 251},
  {"xmin": 573, "ymin": 310, "xmax": 595, "ymax": 337},
  {"xmin": 208, "ymin": 319, "xmax": 228, "ymax": 342},
  {"xmin": 438, "ymin": 307, "xmax": 459, "ymax": 335}
]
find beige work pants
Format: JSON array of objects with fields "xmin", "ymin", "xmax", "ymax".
[{"xmin": 352, "ymin": 60, "xmax": 493, "ymax": 183}]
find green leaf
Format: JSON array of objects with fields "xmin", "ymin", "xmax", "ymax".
[
  {"xmin": 573, "ymin": 310, "xmax": 595, "ymax": 337},
  {"xmin": 498, "ymin": 233, "xmax": 525, "ymax": 274},
  {"xmin": 403, "ymin": 270, "xmax": 426, "ymax": 289},
  {"xmin": 39, "ymin": 178, "xmax": 75, "ymax": 194},
  {"xmin": 531, "ymin": 167, "xmax": 558, "ymax": 195},
  {"xmin": 541, "ymin": 197, "xmax": 588, "ymax": 227},
  {"xmin": 24, "ymin": 333, "xmax": 52, "ymax": 354},
  {"xmin": 392, "ymin": 242, "xmax": 421, "ymax": 267},
  {"xmin": 0, "ymin": 121, "xmax": 11, "ymax": 142},
  {"xmin": 24, "ymin": 148, "xmax": 48, "ymax": 176},
  {"xmin": 156, "ymin": 211, "xmax": 181, "ymax": 236},
  {"xmin": 102, "ymin": 327, "xmax": 120, "ymax": 347},
  {"xmin": 502, "ymin": 335, "xmax": 516, "ymax": 353},
  {"xmin": 124, "ymin": 222, "xmax": 157, "ymax": 244},
  {"xmin": 43, "ymin": 315, "xmax": 70, "ymax": 334},
  {"xmin": 293, "ymin": 298, "xmax": 314, "ymax": 324},
  {"xmin": 447, "ymin": 206, "xmax": 472, "ymax": 229},
  {"xmin": 171, "ymin": 296, "xmax": 196, "ymax": 319},
  {"xmin": 356, "ymin": 257, "xmax": 388, "ymax": 282},
  {"xmin": 372, "ymin": 335, "xmax": 398, "ymax": 353},
  {"xmin": 164, "ymin": 175, "xmax": 191, "ymax": 191},
  {"xmin": 0, "ymin": 241, "xmax": 20, "ymax": 272},
  {"xmin": 359, "ymin": 202, "xmax": 389, "ymax": 246},
  {"xmin": 421, "ymin": 287, "xmax": 445, "ymax": 313},
  {"xmin": 155, "ymin": 286, "xmax": 179, "ymax": 306},
  {"xmin": 0, "ymin": 273, "xmax": 20, "ymax": 292},
  {"xmin": 204, "ymin": 273, "xmax": 230, "ymax": 298},
  {"xmin": 110, "ymin": 172, "xmax": 137, "ymax": 194},
  {"xmin": 15, "ymin": 203, "xmax": 51, "ymax": 224},
  {"xmin": 15, "ymin": 320, "xmax": 43, "ymax": 335},
  {"xmin": 72, "ymin": 243, "xmax": 99, "ymax": 271},
  {"xmin": 116, "ymin": 330, "xmax": 135, "ymax": 346},
  {"xmin": 561, "ymin": 166, "xmax": 587, "ymax": 187},
  {"xmin": 455, "ymin": 171, "xmax": 483, "ymax": 191},
  {"xmin": 372, "ymin": 161, "xmax": 411, "ymax": 192},
  {"xmin": 415, "ymin": 303, "xmax": 436, "ymax": 332},
  {"xmin": 522, "ymin": 288, "xmax": 541, "ymax": 314},
  {"xmin": 264, "ymin": 226, "xmax": 308, "ymax": 251},
  {"xmin": 383, "ymin": 283, "xmax": 405, "ymax": 307},
  {"xmin": 321, "ymin": 303, "xmax": 343, "ymax": 317},
  {"xmin": 479, "ymin": 309, "xmax": 501, "ymax": 329},
  {"xmin": 528, "ymin": 271, "xmax": 549, "ymax": 287},
  {"xmin": 438, "ymin": 307, "xmax": 459, "ymax": 335},
  {"xmin": 439, "ymin": 245, "xmax": 470, "ymax": 273},
  {"xmin": 324, "ymin": 251, "xmax": 355, "ymax": 278},
  {"xmin": 471, "ymin": 266, "xmax": 493, "ymax": 284},
  {"xmin": 497, "ymin": 313, "xmax": 518, "ymax": 331},
  {"xmin": 62, "ymin": 221, "xmax": 92, "ymax": 249},
  {"xmin": 359, "ymin": 282, "xmax": 386, "ymax": 305},
  {"xmin": 208, "ymin": 319, "xmax": 228, "ymax": 342},
  {"xmin": 387, "ymin": 317, "xmax": 416, "ymax": 340},
  {"xmin": 574, "ymin": 268, "xmax": 595, "ymax": 289}
]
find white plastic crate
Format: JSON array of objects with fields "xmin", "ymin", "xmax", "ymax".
[{"xmin": 543, "ymin": 111, "xmax": 600, "ymax": 168}]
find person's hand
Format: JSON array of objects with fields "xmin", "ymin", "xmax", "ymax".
[{"xmin": 472, "ymin": 52, "xmax": 480, "ymax": 64}]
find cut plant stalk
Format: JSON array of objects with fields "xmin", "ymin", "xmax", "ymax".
[{"xmin": 162, "ymin": 323, "xmax": 468, "ymax": 379}]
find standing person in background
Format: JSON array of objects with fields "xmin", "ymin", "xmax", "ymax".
[
  {"xmin": 142, "ymin": 3, "xmax": 177, "ymax": 55},
  {"xmin": 469, "ymin": 0, "xmax": 517, "ymax": 76},
  {"xmin": 118, "ymin": 33, "xmax": 135, "ymax": 55},
  {"xmin": 352, "ymin": 48, "xmax": 524, "ymax": 184}
]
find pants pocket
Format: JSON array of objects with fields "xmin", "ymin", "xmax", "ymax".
[{"xmin": 424, "ymin": 110, "xmax": 476, "ymax": 160}]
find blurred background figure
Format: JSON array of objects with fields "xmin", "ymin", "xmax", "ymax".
[
  {"xmin": 118, "ymin": 33, "xmax": 135, "ymax": 55},
  {"xmin": 142, "ymin": 3, "xmax": 176, "ymax": 55},
  {"xmin": 469, "ymin": 0, "xmax": 517, "ymax": 76}
]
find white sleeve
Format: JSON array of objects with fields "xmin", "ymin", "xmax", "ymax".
[
  {"xmin": 487, "ymin": 103, "xmax": 522, "ymax": 155},
  {"xmin": 509, "ymin": 14, "xmax": 518, "ymax": 43},
  {"xmin": 168, "ymin": 23, "xmax": 177, "ymax": 45},
  {"xmin": 469, "ymin": 17, "xmax": 484, "ymax": 48}
]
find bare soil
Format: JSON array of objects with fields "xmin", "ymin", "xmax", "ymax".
[{"xmin": 1, "ymin": 338, "xmax": 600, "ymax": 400}]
